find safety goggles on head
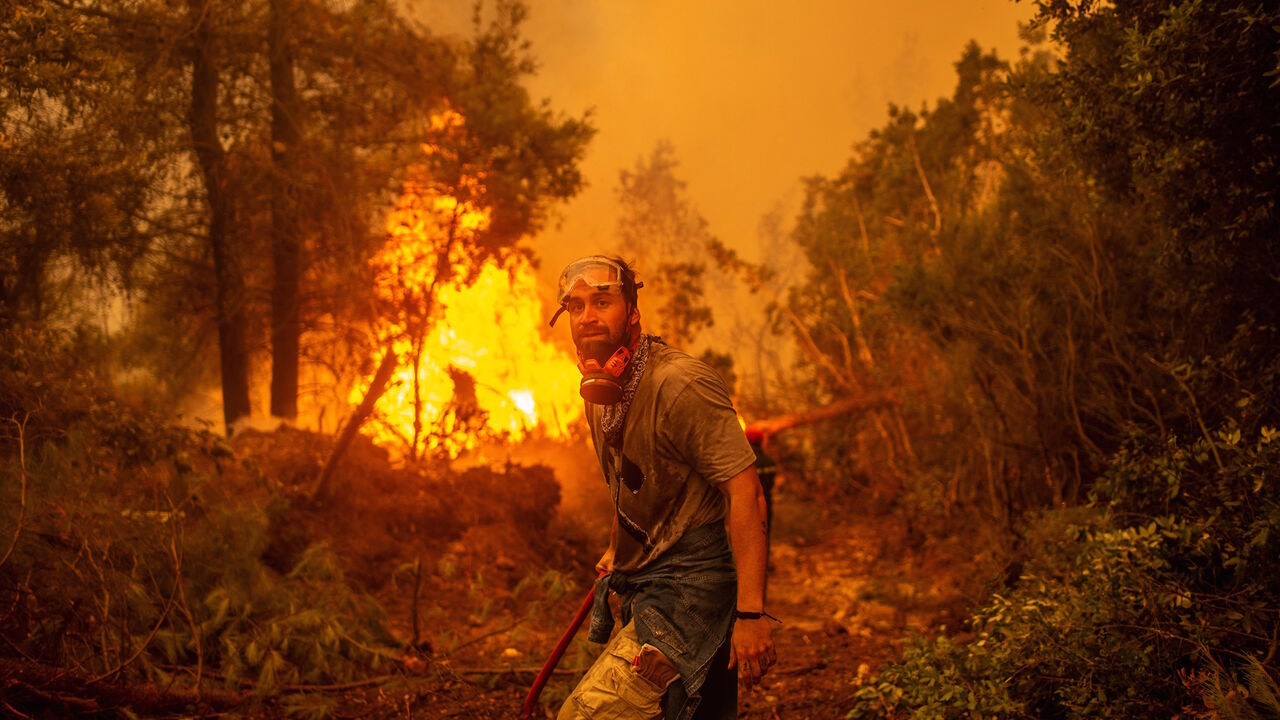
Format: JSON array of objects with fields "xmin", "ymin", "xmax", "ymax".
[{"xmin": 548, "ymin": 255, "xmax": 643, "ymax": 326}]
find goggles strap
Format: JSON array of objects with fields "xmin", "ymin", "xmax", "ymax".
[{"xmin": 548, "ymin": 304, "xmax": 567, "ymax": 327}]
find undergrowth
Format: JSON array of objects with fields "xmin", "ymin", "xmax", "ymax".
[
  {"xmin": 0, "ymin": 329, "xmax": 401, "ymax": 708},
  {"xmin": 847, "ymin": 423, "xmax": 1280, "ymax": 719}
]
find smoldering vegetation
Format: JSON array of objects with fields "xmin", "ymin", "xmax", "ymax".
[{"xmin": 0, "ymin": 328, "xmax": 598, "ymax": 717}]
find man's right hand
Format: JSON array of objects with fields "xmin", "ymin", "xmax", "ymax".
[
  {"xmin": 595, "ymin": 546, "xmax": 615, "ymax": 575},
  {"xmin": 597, "ymin": 515, "xmax": 620, "ymax": 575}
]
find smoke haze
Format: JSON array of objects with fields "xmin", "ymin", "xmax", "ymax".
[{"xmin": 414, "ymin": 1, "xmax": 1034, "ymax": 277}]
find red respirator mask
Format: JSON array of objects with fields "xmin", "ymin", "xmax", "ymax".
[{"xmin": 576, "ymin": 331, "xmax": 639, "ymax": 405}]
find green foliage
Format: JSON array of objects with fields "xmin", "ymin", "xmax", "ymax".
[
  {"xmin": 0, "ymin": 330, "xmax": 398, "ymax": 694},
  {"xmin": 778, "ymin": 41, "xmax": 1091, "ymax": 518},
  {"xmin": 1025, "ymin": 0, "xmax": 1280, "ymax": 426},
  {"xmin": 453, "ymin": 0, "xmax": 594, "ymax": 245},
  {"xmin": 0, "ymin": 2, "xmax": 173, "ymax": 326},
  {"xmin": 847, "ymin": 426, "xmax": 1280, "ymax": 718},
  {"xmin": 789, "ymin": 23, "xmax": 1280, "ymax": 693},
  {"xmin": 1201, "ymin": 657, "xmax": 1280, "ymax": 720}
]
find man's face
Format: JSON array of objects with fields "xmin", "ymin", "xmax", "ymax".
[{"xmin": 564, "ymin": 269, "xmax": 637, "ymax": 352}]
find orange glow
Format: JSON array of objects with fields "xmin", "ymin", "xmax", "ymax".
[{"xmin": 353, "ymin": 126, "xmax": 582, "ymax": 458}]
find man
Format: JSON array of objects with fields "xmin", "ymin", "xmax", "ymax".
[{"xmin": 549, "ymin": 255, "xmax": 776, "ymax": 720}]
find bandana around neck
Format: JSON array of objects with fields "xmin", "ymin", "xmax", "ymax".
[{"xmin": 599, "ymin": 334, "xmax": 660, "ymax": 446}]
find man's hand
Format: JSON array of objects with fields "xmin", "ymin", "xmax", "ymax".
[
  {"xmin": 595, "ymin": 545, "xmax": 615, "ymax": 575},
  {"xmin": 596, "ymin": 514, "xmax": 619, "ymax": 575},
  {"xmin": 728, "ymin": 617, "xmax": 776, "ymax": 689}
]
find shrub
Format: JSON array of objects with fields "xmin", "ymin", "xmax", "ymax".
[
  {"xmin": 0, "ymin": 329, "xmax": 398, "ymax": 694},
  {"xmin": 847, "ymin": 425, "xmax": 1280, "ymax": 719}
]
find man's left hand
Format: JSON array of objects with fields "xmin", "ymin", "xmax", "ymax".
[{"xmin": 728, "ymin": 617, "xmax": 776, "ymax": 689}]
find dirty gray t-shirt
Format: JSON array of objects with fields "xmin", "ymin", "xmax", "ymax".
[{"xmin": 587, "ymin": 342, "xmax": 757, "ymax": 573}]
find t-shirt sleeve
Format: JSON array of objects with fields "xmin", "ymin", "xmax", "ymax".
[{"xmin": 657, "ymin": 370, "xmax": 757, "ymax": 486}]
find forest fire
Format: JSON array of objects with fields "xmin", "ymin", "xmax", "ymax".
[
  {"xmin": 6, "ymin": 1, "xmax": 1279, "ymax": 717},
  {"xmin": 353, "ymin": 170, "xmax": 582, "ymax": 459}
]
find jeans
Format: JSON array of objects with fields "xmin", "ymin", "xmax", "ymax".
[{"xmin": 586, "ymin": 523, "xmax": 738, "ymax": 720}]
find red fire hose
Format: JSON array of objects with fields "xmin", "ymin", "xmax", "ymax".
[{"xmin": 520, "ymin": 580, "xmax": 598, "ymax": 720}]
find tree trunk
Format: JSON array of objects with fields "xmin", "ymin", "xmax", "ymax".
[
  {"xmin": 269, "ymin": 0, "xmax": 303, "ymax": 420},
  {"xmin": 188, "ymin": 0, "xmax": 251, "ymax": 434}
]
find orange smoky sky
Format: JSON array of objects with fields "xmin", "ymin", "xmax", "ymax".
[{"xmin": 411, "ymin": 0, "xmax": 1035, "ymax": 288}]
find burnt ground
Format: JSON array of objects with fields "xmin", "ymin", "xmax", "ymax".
[
  {"xmin": 1, "ymin": 424, "xmax": 1000, "ymax": 719},
  {"xmin": 307, "ymin": 456, "xmax": 1003, "ymax": 720}
]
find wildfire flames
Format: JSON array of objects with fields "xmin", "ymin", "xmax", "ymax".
[
  {"xmin": 352, "ymin": 123, "xmax": 583, "ymax": 458},
  {"xmin": 369, "ymin": 259, "xmax": 582, "ymax": 457}
]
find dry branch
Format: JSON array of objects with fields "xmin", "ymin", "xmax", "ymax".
[
  {"xmin": 851, "ymin": 193, "xmax": 872, "ymax": 265},
  {"xmin": 783, "ymin": 305, "xmax": 857, "ymax": 393},
  {"xmin": 1, "ymin": 414, "xmax": 28, "ymax": 570},
  {"xmin": 750, "ymin": 394, "xmax": 898, "ymax": 438},
  {"xmin": 833, "ymin": 264, "xmax": 875, "ymax": 370},
  {"xmin": 0, "ymin": 657, "xmax": 250, "ymax": 715},
  {"xmin": 908, "ymin": 133, "xmax": 941, "ymax": 245},
  {"xmin": 310, "ymin": 347, "xmax": 399, "ymax": 502}
]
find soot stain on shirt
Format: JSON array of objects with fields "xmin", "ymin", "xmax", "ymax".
[{"xmin": 621, "ymin": 454, "xmax": 645, "ymax": 494}]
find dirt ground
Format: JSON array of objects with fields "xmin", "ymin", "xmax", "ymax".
[
  {"xmin": 335, "ymin": 479, "xmax": 999, "ymax": 720},
  {"xmin": 4, "ymin": 424, "xmax": 995, "ymax": 718}
]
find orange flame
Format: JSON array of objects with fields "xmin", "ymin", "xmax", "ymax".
[
  {"xmin": 363, "ymin": 259, "xmax": 583, "ymax": 457},
  {"xmin": 354, "ymin": 127, "xmax": 582, "ymax": 458}
]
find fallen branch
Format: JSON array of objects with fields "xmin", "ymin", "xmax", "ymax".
[
  {"xmin": 309, "ymin": 347, "xmax": 399, "ymax": 503},
  {"xmin": 1, "ymin": 413, "xmax": 29, "ymax": 570},
  {"xmin": 189, "ymin": 666, "xmax": 404, "ymax": 692},
  {"xmin": 749, "ymin": 394, "xmax": 899, "ymax": 438},
  {"xmin": 0, "ymin": 657, "xmax": 250, "ymax": 715}
]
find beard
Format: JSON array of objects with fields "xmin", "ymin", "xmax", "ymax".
[{"xmin": 573, "ymin": 321, "xmax": 626, "ymax": 354}]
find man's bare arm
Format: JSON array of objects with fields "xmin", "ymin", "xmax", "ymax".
[{"xmin": 719, "ymin": 466, "xmax": 776, "ymax": 689}]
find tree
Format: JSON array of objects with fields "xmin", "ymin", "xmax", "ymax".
[
  {"xmin": 319, "ymin": 1, "xmax": 592, "ymax": 473},
  {"xmin": 1028, "ymin": 0, "xmax": 1280, "ymax": 419},
  {"xmin": 0, "ymin": 3, "xmax": 174, "ymax": 327},
  {"xmin": 615, "ymin": 141, "xmax": 716, "ymax": 347},
  {"xmin": 186, "ymin": 0, "xmax": 252, "ymax": 429},
  {"xmin": 268, "ymin": 0, "xmax": 303, "ymax": 420},
  {"xmin": 839, "ymin": 9, "xmax": 1280, "ymax": 713},
  {"xmin": 3, "ymin": 0, "xmax": 589, "ymax": 436}
]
